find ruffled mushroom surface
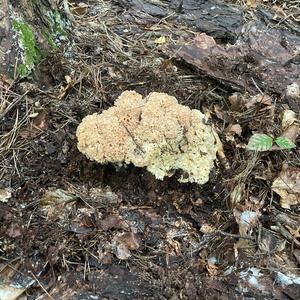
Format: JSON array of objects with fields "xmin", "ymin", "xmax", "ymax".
[{"xmin": 77, "ymin": 91, "xmax": 220, "ymax": 184}]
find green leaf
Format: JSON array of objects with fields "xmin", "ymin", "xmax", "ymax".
[
  {"xmin": 246, "ymin": 134, "xmax": 273, "ymax": 151},
  {"xmin": 275, "ymin": 136, "xmax": 296, "ymax": 149}
]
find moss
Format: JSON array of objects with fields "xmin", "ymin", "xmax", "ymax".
[
  {"xmin": 41, "ymin": 10, "xmax": 68, "ymax": 49},
  {"xmin": 46, "ymin": 9, "xmax": 68, "ymax": 44},
  {"xmin": 52, "ymin": 10, "xmax": 67, "ymax": 38},
  {"xmin": 12, "ymin": 19, "xmax": 42, "ymax": 78},
  {"xmin": 42, "ymin": 28, "xmax": 58, "ymax": 49}
]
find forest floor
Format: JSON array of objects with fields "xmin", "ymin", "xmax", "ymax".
[{"xmin": 1, "ymin": 0, "xmax": 300, "ymax": 299}]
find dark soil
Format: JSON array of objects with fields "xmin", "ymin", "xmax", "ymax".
[{"xmin": 1, "ymin": 1, "xmax": 300, "ymax": 299}]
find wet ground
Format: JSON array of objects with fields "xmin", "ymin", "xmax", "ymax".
[{"xmin": 1, "ymin": 0, "xmax": 300, "ymax": 299}]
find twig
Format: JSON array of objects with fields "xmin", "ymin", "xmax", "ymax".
[
  {"xmin": 30, "ymin": 271, "xmax": 55, "ymax": 300},
  {"xmin": 0, "ymin": 92, "xmax": 27, "ymax": 120},
  {"xmin": 216, "ymin": 230, "xmax": 255, "ymax": 240},
  {"xmin": 121, "ymin": 121, "xmax": 145, "ymax": 154}
]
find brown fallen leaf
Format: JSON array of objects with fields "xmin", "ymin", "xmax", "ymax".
[
  {"xmin": 89, "ymin": 187, "xmax": 120, "ymax": 206},
  {"xmin": 113, "ymin": 232, "xmax": 141, "ymax": 260},
  {"xmin": 294, "ymin": 249, "xmax": 300, "ymax": 265},
  {"xmin": 19, "ymin": 110, "xmax": 48, "ymax": 138},
  {"xmin": 282, "ymin": 110, "xmax": 297, "ymax": 129},
  {"xmin": 230, "ymin": 183, "xmax": 245, "ymax": 206},
  {"xmin": 233, "ymin": 207, "xmax": 260, "ymax": 248},
  {"xmin": 57, "ymin": 75, "xmax": 78, "ymax": 101},
  {"xmin": 200, "ymin": 223, "xmax": 216, "ymax": 234},
  {"xmin": 213, "ymin": 104, "xmax": 225, "ymax": 120},
  {"xmin": 247, "ymin": 0, "xmax": 257, "ymax": 8},
  {"xmin": 0, "ymin": 260, "xmax": 37, "ymax": 300},
  {"xmin": 69, "ymin": 213, "xmax": 95, "ymax": 234},
  {"xmin": 225, "ymin": 124, "xmax": 242, "ymax": 142},
  {"xmin": 70, "ymin": 2, "xmax": 89, "ymax": 16},
  {"xmin": 228, "ymin": 93, "xmax": 244, "ymax": 111},
  {"xmin": 258, "ymin": 228, "xmax": 286, "ymax": 254},
  {"xmin": 228, "ymin": 93, "xmax": 272, "ymax": 111},
  {"xmin": 279, "ymin": 110, "xmax": 300, "ymax": 144},
  {"xmin": 6, "ymin": 223, "xmax": 22, "ymax": 238},
  {"xmin": 285, "ymin": 83, "xmax": 300, "ymax": 111},
  {"xmin": 99, "ymin": 214, "xmax": 128, "ymax": 231},
  {"xmin": 138, "ymin": 208, "xmax": 162, "ymax": 225},
  {"xmin": 207, "ymin": 256, "xmax": 220, "ymax": 277},
  {"xmin": 234, "ymin": 208, "xmax": 260, "ymax": 237},
  {"xmin": 272, "ymin": 166, "xmax": 300, "ymax": 209},
  {"xmin": 245, "ymin": 94, "xmax": 272, "ymax": 109},
  {"xmin": 40, "ymin": 188, "xmax": 78, "ymax": 221}
]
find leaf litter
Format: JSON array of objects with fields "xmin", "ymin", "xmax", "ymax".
[{"xmin": 1, "ymin": 0, "xmax": 300, "ymax": 299}]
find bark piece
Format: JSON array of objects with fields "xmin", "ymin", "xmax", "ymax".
[
  {"xmin": 0, "ymin": 0, "xmax": 17, "ymax": 76},
  {"xmin": 168, "ymin": 21, "xmax": 300, "ymax": 97},
  {"xmin": 118, "ymin": 0, "xmax": 244, "ymax": 42},
  {"xmin": 174, "ymin": 0, "xmax": 243, "ymax": 42}
]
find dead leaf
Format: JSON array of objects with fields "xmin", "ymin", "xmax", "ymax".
[
  {"xmin": 228, "ymin": 93, "xmax": 272, "ymax": 111},
  {"xmin": 234, "ymin": 208, "xmax": 260, "ymax": 248},
  {"xmin": 115, "ymin": 242, "xmax": 131, "ymax": 260},
  {"xmin": 138, "ymin": 208, "xmax": 162, "ymax": 225},
  {"xmin": 0, "ymin": 74, "xmax": 13, "ymax": 89},
  {"xmin": 281, "ymin": 124, "xmax": 299, "ymax": 144},
  {"xmin": 167, "ymin": 239, "xmax": 181, "ymax": 256},
  {"xmin": 228, "ymin": 93, "xmax": 243, "ymax": 111},
  {"xmin": 282, "ymin": 110, "xmax": 297, "ymax": 129},
  {"xmin": 70, "ymin": 2, "xmax": 89, "ymax": 16},
  {"xmin": 225, "ymin": 124, "xmax": 242, "ymax": 141},
  {"xmin": 161, "ymin": 59, "xmax": 176, "ymax": 73},
  {"xmin": 279, "ymin": 110, "xmax": 300, "ymax": 143},
  {"xmin": 228, "ymin": 124, "xmax": 242, "ymax": 136},
  {"xmin": 114, "ymin": 232, "xmax": 141, "ymax": 260},
  {"xmin": 258, "ymin": 228, "xmax": 286, "ymax": 254},
  {"xmin": 57, "ymin": 75, "xmax": 77, "ymax": 101},
  {"xmin": 99, "ymin": 214, "xmax": 128, "ymax": 231},
  {"xmin": 207, "ymin": 256, "xmax": 220, "ymax": 277},
  {"xmin": 200, "ymin": 223, "xmax": 216, "ymax": 234},
  {"xmin": 89, "ymin": 187, "xmax": 120, "ymax": 206},
  {"xmin": 0, "ymin": 261, "xmax": 36, "ymax": 300},
  {"xmin": 40, "ymin": 188, "xmax": 78, "ymax": 206},
  {"xmin": 213, "ymin": 104, "xmax": 225, "ymax": 120},
  {"xmin": 19, "ymin": 110, "xmax": 48, "ymax": 139},
  {"xmin": 247, "ymin": 0, "xmax": 257, "ymax": 8},
  {"xmin": 245, "ymin": 94, "xmax": 272, "ymax": 109},
  {"xmin": 40, "ymin": 188, "xmax": 78, "ymax": 220},
  {"xmin": 18, "ymin": 82, "xmax": 38, "ymax": 94},
  {"xmin": 294, "ymin": 249, "xmax": 300, "ymax": 265},
  {"xmin": 272, "ymin": 167, "xmax": 300, "ymax": 209},
  {"xmin": 234, "ymin": 209, "xmax": 260, "ymax": 237},
  {"xmin": 69, "ymin": 214, "xmax": 95, "ymax": 234},
  {"xmin": 230, "ymin": 183, "xmax": 245, "ymax": 206},
  {"xmin": 6, "ymin": 223, "xmax": 22, "ymax": 238}
]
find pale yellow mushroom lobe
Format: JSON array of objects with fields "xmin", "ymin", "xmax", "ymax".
[{"xmin": 76, "ymin": 91, "xmax": 220, "ymax": 185}]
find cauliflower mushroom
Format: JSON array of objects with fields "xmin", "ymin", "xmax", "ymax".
[{"xmin": 76, "ymin": 91, "xmax": 220, "ymax": 184}]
